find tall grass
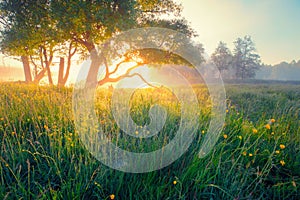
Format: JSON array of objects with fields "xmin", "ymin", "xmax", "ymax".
[{"xmin": 0, "ymin": 83, "xmax": 299, "ymax": 199}]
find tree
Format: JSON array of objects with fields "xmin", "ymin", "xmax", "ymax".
[
  {"xmin": 211, "ymin": 41, "xmax": 232, "ymax": 77},
  {"xmin": 232, "ymin": 36, "xmax": 261, "ymax": 79},
  {"xmin": 50, "ymin": 0, "xmax": 198, "ymax": 87}
]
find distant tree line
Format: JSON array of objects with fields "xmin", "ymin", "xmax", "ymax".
[{"xmin": 256, "ymin": 60, "xmax": 300, "ymax": 81}]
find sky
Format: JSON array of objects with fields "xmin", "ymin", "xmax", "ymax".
[
  {"xmin": 1, "ymin": 0, "xmax": 300, "ymax": 78},
  {"xmin": 177, "ymin": 0, "xmax": 300, "ymax": 65}
]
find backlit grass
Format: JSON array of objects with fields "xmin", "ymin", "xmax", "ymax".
[{"xmin": 0, "ymin": 83, "xmax": 299, "ymax": 199}]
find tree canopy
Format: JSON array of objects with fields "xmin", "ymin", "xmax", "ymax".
[
  {"xmin": 232, "ymin": 36, "xmax": 261, "ymax": 79},
  {"xmin": 211, "ymin": 41, "xmax": 232, "ymax": 75}
]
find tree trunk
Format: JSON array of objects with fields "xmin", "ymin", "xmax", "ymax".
[
  {"xmin": 34, "ymin": 68, "xmax": 47, "ymax": 84},
  {"xmin": 86, "ymin": 49, "xmax": 101, "ymax": 87},
  {"xmin": 21, "ymin": 56, "xmax": 32, "ymax": 83},
  {"xmin": 58, "ymin": 57, "xmax": 64, "ymax": 86},
  {"xmin": 62, "ymin": 55, "xmax": 72, "ymax": 86},
  {"xmin": 58, "ymin": 42, "xmax": 76, "ymax": 86},
  {"xmin": 45, "ymin": 64, "xmax": 53, "ymax": 84}
]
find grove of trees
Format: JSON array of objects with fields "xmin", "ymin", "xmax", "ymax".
[
  {"xmin": 211, "ymin": 36, "xmax": 262, "ymax": 79},
  {"xmin": 0, "ymin": 0, "xmax": 198, "ymax": 86}
]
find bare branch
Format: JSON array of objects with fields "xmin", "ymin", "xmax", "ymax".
[
  {"xmin": 126, "ymin": 72, "xmax": 158, "ymax": 88},
  {"xmin": 142, "ymin": 9, "xmax": 170, "ymax": 14},
  {"xmin": 98, "ymin": 72, "xmax": 157, "ymax": 88},
  {"xmin": 98, "ymin": 62, "xmax": 157, "ymax": 88},
  {"xmin": 39, "ymin": 47, "xmax": 44, "ymax": 69},
  {"xmin": 29, "ymin": 55, "xmax": 38, "ymax": 77},
  {"xmin": 108, "ymin": 58, "xmax": 129, "ymax": 75},
  {"xmin": 69, "ymin": 42, "xmax": 77, "ymax": 57}
]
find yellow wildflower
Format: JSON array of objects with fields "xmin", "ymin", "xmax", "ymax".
[
  {"xmin": 223, "ymin": 134, "xmax": 228, "ymax": 139},
  {"xmin": 280, "ymin": 160, "xmax": 285, "ymax": 166},
  {"xmin": 173, "ymin": 180, "xmax": 177, "ymax": 185},
  {"xmin": 242, "ymin": 151, "xmax": 247, "ymax": 156},
  {"xmin": 270, "ymin": 119, "xmax": 275, "ymax": 123},
  {"xmin": 252, "ymin": 128, "xmax": 258, "ymax": 134},
  {"xmin": 238, "ymin": 135, "xmax": 242, "ymax": 140},
  {"xmin": 44, "ymin": 125, "xmax": 49, "ymax": 130},
  {"xmin": 279, "ymin": 144, "xmax": 285, "ymax": 149},
  {"xmin": 275, "ymin": 150, "xmax": 280, "ymax": 154},
  {"xmin": 135, "ymin": 131, "xmax": 139, "ymax": 135},
  {"xmin": 201, "ymin": 130, "xmax": 205, "ymax": 134},
  {"xmin": 226, "ymin": 109, "xmax": 229, "ymax": 113},
  {"xmin": 249, "ymin": 153, "xmax": 253, "ymax": 157},
  {"xmin": 265, "ymin": 124, "xmax": 271, "ymax": 130},
  {"xmin": 109, "ymin": 194, "xmax": 115, "ymax": 200}
]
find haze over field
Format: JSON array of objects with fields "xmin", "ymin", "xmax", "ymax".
[{"xmin": 1, "ymin": 1, "xmax": 300, "ymax": 83}]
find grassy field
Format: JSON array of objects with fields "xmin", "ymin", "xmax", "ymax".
[{"xmin": 0, "ymin": 83, "xmax": 299, "ymax": 199}]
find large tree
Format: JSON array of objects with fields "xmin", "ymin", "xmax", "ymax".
[
  {"xmin": 232, "ymin": 36, "xmax": 261, "ymax": 79},
  {"xmin": 50, "ymin": 0, "xmax": 197, "ymax": 86}
]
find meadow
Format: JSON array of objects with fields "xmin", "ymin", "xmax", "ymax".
[{"xmin": 0, "ymin": 82, "xmax": 299, "ymax": 199}]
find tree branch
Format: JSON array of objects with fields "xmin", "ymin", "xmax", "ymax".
[
  {"xmin": 69, "ymin": 42, "xmax": 77, "ymax": 57},
  {"xmin": 126, "ymin": 72, "xmax": 158, "ymax": 88},
  {"xmin": 98, "ymin": 62, "xmax": 157, "ymax": 88},
  {"xmin": 29, "ymin": 55, "xmax": 38, "ymax": 77},
  {"xmin": 108, "ymin": 58, "xmax": 129, "ymax": 75},
  {"xmin": 142, "ymin": 9, "xmax": 170, "ymax": 14},
  {"xmin": 39, "ymin": 47, "xmax": 44, "ymax": 69}
]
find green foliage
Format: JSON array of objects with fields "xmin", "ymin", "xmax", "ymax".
[
  {"xmin": 212, "ymin": 36, "xmax": 262, "ymax": 80},
  {"xmin": 0, "ymin": 0, "xmax": 198, "ymax": 86},
  {"xmin": 0, "ymin": 83, "xmax": 299, "ymax": 199},
  {"xmin": 0, "ymin": 0, "xmax": 193, "ymax": 54},
  {"xmin": 232, "ymin": 36, "xmax": 261, "ymax": 79},
  {"xmin": 0, "ymin": 0, "xmax": 58, "ymax": 56},
  {"xmin": 211, "ymin": 41, "xmax": 232, "ymax": 73}
]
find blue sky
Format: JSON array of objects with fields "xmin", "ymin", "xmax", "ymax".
[{"xmin": 178, "ymin": 0, "xmax": 300, "ymax": 64}]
